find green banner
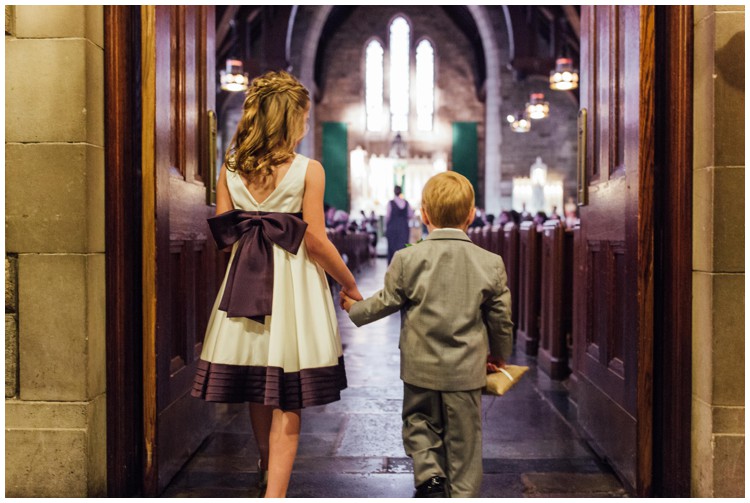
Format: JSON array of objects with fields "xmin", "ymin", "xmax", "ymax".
[
  {"xmin": 451, "ymin": 122, "xmax": 479, "ymax": 205},
  {"xmin": 321, "ymin": 122, "xmax": 349, "ymax": 212}
]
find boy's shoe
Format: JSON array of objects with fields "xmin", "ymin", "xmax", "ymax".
[{"xmin": 414, "ymin": 476, "xmax": 448, "ymax": 498}]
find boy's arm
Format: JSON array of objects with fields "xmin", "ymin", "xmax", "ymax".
[
  {"xmin": 483, "ymin": 258, "xmax": 514, "ymax": 361},
  {"xmin": 348, "ymin": 253, "xmax": 407, "ymax": 327}
]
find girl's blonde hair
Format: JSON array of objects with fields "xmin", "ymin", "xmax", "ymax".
[
  {"xmin": 421, "ymin": 171, "xmax": 475, "ymax": 228},
  {"xmin": 225, "ymin": 70, "xmax": 310, "ymax": 179}
]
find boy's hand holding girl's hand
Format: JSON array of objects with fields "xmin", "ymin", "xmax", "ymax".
[
  {"xmin": 339, "ymin": 288, "xmax": 362, "ymax": 313},
  {"xmin": 486, "ymin": 355, "xmax": 506, "ymax": 373}
]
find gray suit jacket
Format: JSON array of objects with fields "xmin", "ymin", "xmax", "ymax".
[{"xmin": 349, "ymin": 228, "xmax": 513, "ymax": 391}]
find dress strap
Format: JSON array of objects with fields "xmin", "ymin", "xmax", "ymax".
[{"xmin": 207, "ymin": 210, "xmax": 308, "ymax": 323}]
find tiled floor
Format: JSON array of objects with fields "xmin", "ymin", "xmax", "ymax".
[{"xmin": 163, "ymin": 258, "xmax": 626, "ymax": 498}]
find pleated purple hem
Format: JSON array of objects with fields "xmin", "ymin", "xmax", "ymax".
[{"xmin": 191, "ymin": 356, "xmax": 347, "ymax": 409}]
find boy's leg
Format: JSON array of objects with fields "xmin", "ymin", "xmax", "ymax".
[
  {"xmin": 442, "ymin": 389, "xmax": 483, "ymax": 497},
  {"xmin": 402, "ymin": 382, "xmax": 448, "ymax": 488}
]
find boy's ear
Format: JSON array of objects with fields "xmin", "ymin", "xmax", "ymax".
[
  {"xmin": 422, "ymin": 208, "xmax": 432, "ymax": 227},
  {"xmin": 465, "ymin": 207, "xmax": 476, "ymax": 227}
]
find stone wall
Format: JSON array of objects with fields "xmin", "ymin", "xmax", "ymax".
[
  {"xmin": 5, "ymin": 6, "xmax": 107, "ymax": 497},
  {"xmin": 691, "ymin": 5, "xmax": 745, "ymax": 498}
]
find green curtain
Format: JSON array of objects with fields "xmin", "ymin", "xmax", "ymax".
[
  {"xmin": 321, "ymin": 122, "xmax": 349, "ymax": 211},
  {"xmin": 451, "ymin": 122, "xmax": 479, "ymax": 205}
]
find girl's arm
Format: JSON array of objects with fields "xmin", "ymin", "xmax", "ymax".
[
  {"xmin": 216, "ymin": 163, "xmax": 233, "ymax": 216},
  {"xmin": 214, "ymin": 164, "xmax": 234, "ymax": 251},
  {"xmin": 302, "ymin": 160, "xmax": 363, "ymax": 301}
]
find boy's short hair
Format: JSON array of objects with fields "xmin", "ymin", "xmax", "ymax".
[{"xmin": 422, "ymin": 171, "xmax": 475, "ymax": 228}]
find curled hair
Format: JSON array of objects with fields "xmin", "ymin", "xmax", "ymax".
[{"xmin": 225, "ymin": 70, "xmax": 310, "ymax": 179}]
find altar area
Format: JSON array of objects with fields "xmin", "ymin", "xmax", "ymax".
[{"xmin": 348, "ymin": 146, "xmax": 447, "ymax": 218}]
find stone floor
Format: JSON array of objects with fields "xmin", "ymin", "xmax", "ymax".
[{"xmin": 163, "ymin": 258, "xmax": 626, "ymax": 498}]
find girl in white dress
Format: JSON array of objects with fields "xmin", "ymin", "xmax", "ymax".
[{"xmin": 192, "ymin": 71, "xmax": 362, "ymax": 497}]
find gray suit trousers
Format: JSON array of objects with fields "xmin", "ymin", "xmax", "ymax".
[{"xmin": 402, "ymin": 383, "xmax": 483, "ymax": 497}]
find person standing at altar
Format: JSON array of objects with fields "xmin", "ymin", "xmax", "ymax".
[{"xmin": 385, "ymin": 185, "xmax": 413, "ymax": 264}]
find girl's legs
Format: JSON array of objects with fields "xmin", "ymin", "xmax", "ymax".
[
  {"xmin": 264, "ymin": 408, "xmax": 302, "ymax": 498},
  {"xmin": 248, "ymin": 403, "xmax": 273, "ymax": 472}
]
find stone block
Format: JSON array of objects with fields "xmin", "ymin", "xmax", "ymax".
[
  {"xmin": 87, "ymin": 146, "xmax": 106, "ymax": 252},
  {"xmin": 713, "ymin": 434, "xmax": 745, "ymax": 497},
  {"xmin": 5, "ymin": 428, "xmax": 88, "ymax": 497},
  {"xmin": 692, "ymin": 13, "xmax": 715, "ymax": 171},
  {"xmin": 713, "ymin": 405, "xmax": 744, "ymax": 434},
  {"xmin": 691, "ymin": 397, "xmax": 714, "ymax": 496},
  {"xmin": 6, "ymin": 143, "xmax": 104, "ymax": 254},
  {"xmin": 694, "ymin": 5, "xmax": 714, "ymax": 25},
  {"xmin": 86, "ymin": 6, "xmax": 104, "ymax": 48},
  {"xmin": 693, "ymin": 167, "xmax": 745, "ymax": 273},
  {"xmin": 87, "ymin": 393, "xmax": 107, "ymax": 496},
  {"xmin": 85, "ymin": 38, "xmax": 105, "ymax": 146},
  {"xmin": 6, "ymin": 399, "xmax": 89, "ymax": 429},
  {"xmin": 712, "ymin": 167, "xmax": 744, "ymax": 272},
  {"xmin": 692, "ymin": 271, "xmax": 713, "ymax": 403},
  {"xmin": 693, "ymin": 10, "xmax": 745, "ymax": 170},
  {"xmin": 6, "ymin": 314, "xmax": 18, "ymax": 398},
  {"xmin": 6, "ymin": 38, "xmax": 102, "ymax": 143},
  {"xmin": 5, "ymin": 396, "xmax": 107, "ymax": 496},
  {"xmin": 87, "ymin": 254, "xmax": 106, "ymax": 398},
  {"xmin": 6, "ymin": 255, "xmax": 17, "ymax": 311},
  {"xmin": 712, "ymin": 12, "xmax": 745, "ymax": 168},
  {"xmin": 691, "ymin": 271, "xmax": 744, "ymax": 406},
  {"xmin": 18, "ymin": 254, "xmax": 88, "ymax": 401},
  {"xmin": 14, "ymin": 5, "xmax": 85, "ymax": 38},
  {"xmin": 5, "ymin": 5, "xmax": 14, "ymax": 35},
  {"xmin": 710, "ymin": 272, "xmax": 744, "ymax": 406}
]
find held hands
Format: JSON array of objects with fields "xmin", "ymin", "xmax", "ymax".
[
  {"xmin": 339, "ymin": 288, "xmax": 361, "ymax": 313},
  {"xmin": 486, "ymin": 355, "xmax": 507, "ymax": 374}
]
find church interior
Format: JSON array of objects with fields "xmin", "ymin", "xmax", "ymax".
[{"xmin": 4, "ymin": 4, "xmax": 745, "ymax": 498}]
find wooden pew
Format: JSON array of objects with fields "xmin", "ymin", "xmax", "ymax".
[
  {"xmin": 489, "ymin": 225, "xmax": 504, "ymax": 256},
  {"xmin": 502, "ymin": 222, "xmax": 519, "ymax": 338},
  {"xmin": 482, "ymin": 225, "xmax": 493, "ymax": 250},
  {"xmin": 538, "ymin": 220, "xmax": 574, "ymax": 379},
  {"xmin": 326, "ymin": 230, "xmax": 371, "ymax": 273},
  {"xmin": 516, "ymin": 221, "xmax": 542, "ymax": 355},
  {"xmin": 467, "ymin": 226, "xmax": 482, "ymax": 247}
]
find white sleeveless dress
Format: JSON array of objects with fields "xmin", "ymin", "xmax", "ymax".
[{"xmin": 192, "ymin": 153, "xmax": 347, "ymax": 409}]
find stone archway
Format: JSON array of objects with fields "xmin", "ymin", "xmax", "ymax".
[{"xmin": 292, "ymin": 5, "xmax": 506, "ymax": 214}]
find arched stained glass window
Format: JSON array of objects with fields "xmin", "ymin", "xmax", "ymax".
[
  {"xmin": 389, "ymin": 17, "xmax": 410, "ymax": 132},
  {"xmin": 416, "ymin": 39, "xmax": 434, "ymax": 131},
  {"xmin": 365, "ymin": 40, "xmax": 384, "ymax": 131}
]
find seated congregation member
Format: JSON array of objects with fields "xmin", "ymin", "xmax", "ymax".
[{"xmin": 340, "ymin": 171, "xmax": 513, "ymax": 498}]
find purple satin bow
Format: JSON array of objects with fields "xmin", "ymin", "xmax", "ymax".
[{"xmin": 207, "ymin": 210, "xmax": 308, "ymax": 323}]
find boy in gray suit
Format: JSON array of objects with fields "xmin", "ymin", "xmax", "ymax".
[{"xmin": 340, "ymin": 171, "xmax": 513, "ymax": 498}]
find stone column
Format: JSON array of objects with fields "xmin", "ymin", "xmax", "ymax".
[
  {"xmin": 691, "ymin": 5, "xmax": 745, "ymax": 498},
  {"xmin": 5, "ymin": 6, "xmax": 106, "ymax": 497},
  {"xmin": 467, "ymin": 5, "xmax": 503, "ymax": 217}
]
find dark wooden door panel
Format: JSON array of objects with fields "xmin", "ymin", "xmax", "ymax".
[
  {"xmin": 142, "ymin": 5, "xmax": 219, "ymax": 495},
  {"xmin": 574, "ymin": 5, "xmax": 654, "ymax": 496}
]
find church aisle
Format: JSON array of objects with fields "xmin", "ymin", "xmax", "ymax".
[{"xmin": 163, "ymin": 258, "xmax": 625, "ymax": 498}]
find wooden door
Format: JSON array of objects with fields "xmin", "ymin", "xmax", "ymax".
[
  {"xmin": 573, "ymin": 6, "xmax": 654, "ymax": 496},
  {"xmin": 141, "ymin": 6, "xmax": 220, "ymax": 495}
]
